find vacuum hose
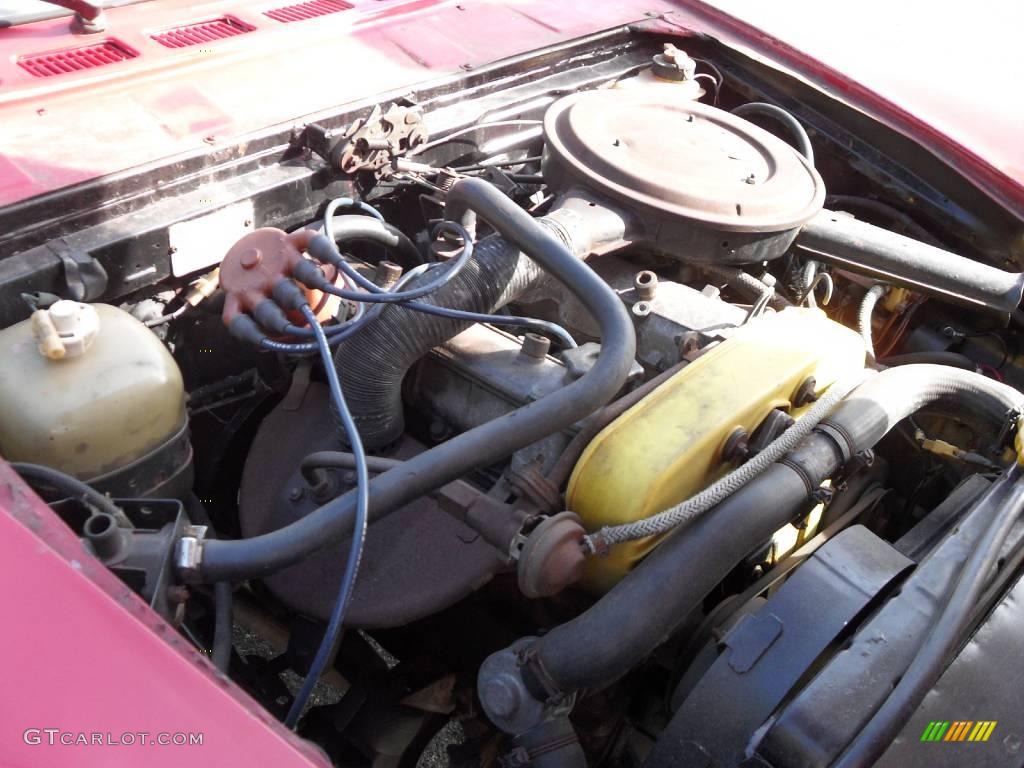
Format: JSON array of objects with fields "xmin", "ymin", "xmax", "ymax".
[
  {"xmin": 478, "ymin": 365, "xmax": 1023, "ymax": 733},
  {"xmin": 195, "ymin": 179, "xmax": 636, "ymax": 582}
]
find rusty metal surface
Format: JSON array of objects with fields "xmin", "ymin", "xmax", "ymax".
[
  {"xmin": 519, "ymin": 255, "xmax": 746, "ymax": 372},
  {"xmin": 410, "ymin": 322, "xmax": 577, "ymax": 481},
  {"xmin": 542, "ymin": 88, "xmax": 825, "ymax": 263},
  {"xmin": 543, "ymin": 90, "xmax": 824, "ymax": 228},
  {"xmin": 239, "ymin": 384, "xmax": 507, "ymax": 628},
  {"xmin": 517, "ymin": 512, "xmax": 587, "ymax": 598},
  {"xmin": 334, "ymin": 104, "xmax": 428, "ymax": 175}
]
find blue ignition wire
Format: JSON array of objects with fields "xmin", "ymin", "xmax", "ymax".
[{"xmin": 283, "ymin": 303, "xmax": 370, "ymax": 728}]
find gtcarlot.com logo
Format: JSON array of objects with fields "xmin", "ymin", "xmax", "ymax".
[
  {"xmin": 920, "ymin": 721, "xmax": 997, "ymax": 743},
  {"xmin": 23, "ymin": 729, "xmax": 203, "ymax": 747}
]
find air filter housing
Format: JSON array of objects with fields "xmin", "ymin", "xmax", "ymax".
[{"xmin": 542, "ymin": 89, "xmax": 825, "ymax": 264}]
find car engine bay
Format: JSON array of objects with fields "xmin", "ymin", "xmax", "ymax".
[{"xmin": 3, "ymin": 25, "xmax": 1024, "ymax": 768}]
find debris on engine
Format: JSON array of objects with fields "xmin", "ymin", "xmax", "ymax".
[{"xmin": 3, "ymin": 16, "xmax": 1023, "ymax": 768}]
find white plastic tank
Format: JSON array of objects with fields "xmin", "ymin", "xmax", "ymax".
[
  {"xmin": 0, "ymin": 301, "xmax": 186, "ymax": 480},
  {"xmin": 615, "ymin": 43, "xmax": 706, "ymax": 100}
]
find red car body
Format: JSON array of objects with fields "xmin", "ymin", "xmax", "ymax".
[{"xmin": 0, "ymin": 1, "xmax": 1019, "ymax": 765}]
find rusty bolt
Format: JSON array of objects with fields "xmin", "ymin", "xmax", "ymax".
[
  {"xmin": 634, "ymin": 270, "xmax": 658, "ymax": 301},
  {"xmin": 240, "ymin": 248, "xmax": 262, "ymax": 270},
  {"xmin": 374, "ymin": 260, "xmax": 404, "ymax": 289},
  {"xmin": 723, "ymin": 427, "xmax": 751, "ymax": 463},
  {"xmin": 677, "ymin": 332, "xmax": 700, "ymax": 357},
  {"xmin": 166, "ymin": 585, "xmax": 190, "ymax": 605},
  {"xmin": 792, "ymin": 376, "xmax": 818, "ymax": 407},
  {"xmin": 520, "ymin": 333, "xmax": 551, "ymax": 362}
]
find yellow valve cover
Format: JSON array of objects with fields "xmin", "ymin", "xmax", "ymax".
[{"xmin": 567, "ymin": 308, "xmax": 866, "ymax": 592}]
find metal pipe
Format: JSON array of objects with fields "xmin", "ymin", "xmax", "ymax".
[{"xmin": 795, "ymin": 210, "xmax": 1024, "ymax": 314}]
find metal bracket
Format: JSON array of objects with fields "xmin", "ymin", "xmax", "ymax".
[{"xmin": 292, "ymin": 104, "xmax": 428, "ymax": 176}]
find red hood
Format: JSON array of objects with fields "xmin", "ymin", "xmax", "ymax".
[{"xmin": 0, "ymin": 0, "xmax": 1020, "ymax": 218}]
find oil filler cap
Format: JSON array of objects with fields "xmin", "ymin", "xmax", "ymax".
[{"xmin": 32, "ymin": 300, "xmax": 100, "ymax": 360}]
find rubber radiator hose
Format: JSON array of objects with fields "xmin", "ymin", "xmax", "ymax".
[{"xmin": 510, "ymin": 365, "xmax": 1022, "ymax": 700}]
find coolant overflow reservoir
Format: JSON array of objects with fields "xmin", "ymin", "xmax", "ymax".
[
  {"xmin": 0, "ymin": 302, "xmax": 186, "ymax": 480},
  {"xmin": 614, "ymin": 43, "xmax": 705, "ymax": 99}
]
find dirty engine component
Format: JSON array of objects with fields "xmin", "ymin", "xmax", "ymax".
[{"xmin": 4, "ymin": 25, "xmax": 1024, "ymax": 768}]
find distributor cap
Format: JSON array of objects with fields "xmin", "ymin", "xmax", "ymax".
[
  {"xmin": 542, "ymin": 89, "xmax": 825, "ymax": 235},
  {"xmin": 219, "ymin": 227, "xmax": 336, "ymax": 325}
]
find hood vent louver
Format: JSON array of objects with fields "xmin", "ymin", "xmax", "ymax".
[
  {"xmin": 151, "ymin": 17, "xmax": 256, "ymax": 49},
  {"xmin": 18, "ymin": 40, "xmax": 138, "ymax": 78},
  {"xmin": 264, "ymin": 0, "xmax": 353, "ymax": 23}
]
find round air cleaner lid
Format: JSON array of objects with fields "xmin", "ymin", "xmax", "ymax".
[{"xmin": 542, "ymin": 89, "xmax": 825, "ymax": 234}]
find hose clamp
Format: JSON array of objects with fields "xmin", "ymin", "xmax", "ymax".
[
  {"xmin": 478, "ymin": 639, "xmax": 548, "ymax": 735},
  {"xmin": 814, "ymin": 418, "xmax": 857, "ymax": 463},
  {"xmin": 779, "ymin": 456, "xmax": 816, "ymax": 497},
  {"xmin": 477, "ymin": 639, "xmax": 576, "ymax": 736},
  {"xmin": 519, "ymin": 646, "xmax": 575, "ymax": 712},
  {"xmin": 174, "ymin": 525, "xmax": 207, "ymax": 583}
]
